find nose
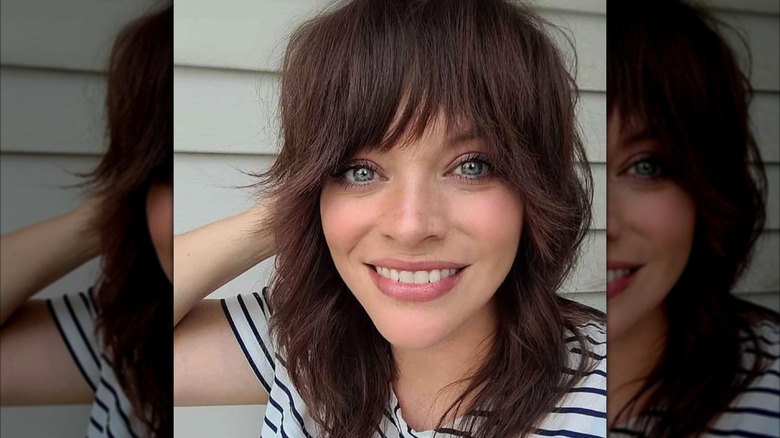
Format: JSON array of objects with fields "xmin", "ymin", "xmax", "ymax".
[{"xmin": 378, "ymin": 176, "xmax": 447, "ymax": 248}]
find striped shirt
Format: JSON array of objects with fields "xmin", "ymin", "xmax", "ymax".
[
  {"xmin": 611, "ymin": 321, "xmax": 780, "ymax": 438},
  {"xmin": 48, "ymin": 290, "xmax": 146, "ymax": 438},
  {"xmin": 222, "ymin": 290, "xmax": 607, "ymax": 437}
]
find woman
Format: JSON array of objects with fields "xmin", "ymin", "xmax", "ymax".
[
  {"xmin": 0, "ymin": 4, "xmax": 173, "ymax": 437},
  {"xmin": 174, "ymin": 0, "xmax": 606, "ymax": 437},
  {"xmin": 607, "ymin": 1, "xmax": 780, "ymax": 436}
]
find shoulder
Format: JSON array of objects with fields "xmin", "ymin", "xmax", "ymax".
[
  {"xmin": 562, "ymin": 321, "xmax": 607, "ymax": 404},
  {"xmin": 738, "ymin": 319, "xmax": 780, "ymax": 383},
  {"xmin": 741, "ymin": 320, "xmax": 780, "ymax": 354},
  {"xmin": 569, "ymin": 321, "xmax": 607, "ymax": 367},
  {"xmin": 536, "ymin": 322, "xmax": 607, "ymax": 436},
  {"xmin": 738, "ymin": 319, "xmax": 780, "ymax": 374},
  {"xmin": 710, "ymin": 320, "xmax": 780, "ymax": 437}
]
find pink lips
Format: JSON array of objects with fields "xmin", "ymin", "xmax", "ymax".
[
  {"xmin": 607, "ymin": 262, "xmax": 641, "ymax": 299},
  {"xmin": 366, "ymin": 259, "xmax": 467, "ymax": 302}
]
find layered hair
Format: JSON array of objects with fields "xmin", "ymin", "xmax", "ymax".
[
  {"xmin": 608, "ymin": 0, "xmax": 779, "ymax": 436},
  {"xmin": 259, "ymin": 0, "xmax": 603, "ymax": 436},
  {"xmin": 84, "ymin": 3, "xmax": 172, "ymax": 436}
]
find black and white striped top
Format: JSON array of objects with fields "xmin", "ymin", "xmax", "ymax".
[
  {"xmin": 610, "ymin": 321, "xmax": 780, "ymax": 438},
  {"xmin": 48, "ymin": 290, "xmax": 145, "ymax": 438},
  {"xmin": 222, "ymin": 290, "xmax": 608, "ymax": 437}
]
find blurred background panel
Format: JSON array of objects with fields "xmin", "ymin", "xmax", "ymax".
[
  {"xmin": 0, "ymin": 0, "xmax": 162, "ymax": 436},
  {"xmin": 707, "ymin": 2, "xmax": 780, "ymax": 311},
  {"xmin": 172, "ymin": 0, "xmax": 606, "ymax": 436}
]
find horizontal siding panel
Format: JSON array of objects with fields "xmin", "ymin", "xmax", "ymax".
[
  {"xmin": 174, "ymin": 2, "xmax": 606, "ymax": 91},
  {"xmin": 527, "ymin": 0, "xmax": 605, "ymax": 15},
  {"xmin": 0, "ymin": 0, "xmax": 159, "ymax": 72},
  {"xmin": 173, "ymin": 154, "xmax": 272, "ymax": 235},
  {"xmin": 592, "ymin": 164, "xmax": 605, "ymax": 230},
  {"xmin": 173, "ymin": 405, "xmax": 266, "ymax": 437},
  {"xmin": 735, "ymin": 230, "xmax": 780, "ymax": 293},
  {"xmin": 0, "ymin": 67, "xmax": 106, "ymax": 155},
  {"xmin": 734, "ymin": 291, "xmax": 780, "ymax": 312},
  {"xmin": 0, "ymin": 154, "xmax": 98, "ymax": 231},
  {"xmin": 545, "ymin": 11, "xmax": 605, "ymax": 91},
  {"xmin": 703, "ymin": 0, "xmax": 780, "ymax": 14},
  {"xmin": 560, "ymin": 291, "xmax": 605, "ymax": 313},
  {"xmin": 753, "ymin": 92, "xmax": 779, "ymax": 163},
  {"xmin": 715, "ymin": 10, "xmax": 780, "ymax": 92},
  {"xmin": 173, "ymin": 66, "xmax": 606, "ymax": 160},
  {"xmin": 577, "ymin": 92, "xmax": 606, "ymax": 162},
  {"xmin": 173, "ymin": 68, "xmax": 280, "ymax": 156},
  {"xmin": 767, "ymin": 164, "xmax": 779, "ymax": 230},
  {"xmin": 561, "ymin": 230, "xmax": 605, "ymax": 295},
  {"xmin": 0, "ymin": 153, "xmax": 101, "ymax": 299}
]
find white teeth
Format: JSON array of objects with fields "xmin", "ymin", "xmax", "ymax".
[
  {"xmin": 374, "ymin": 266, "xmax": 461, "ymax": 284},
  {"xmin": 399, "ymin": 271, "xmax": 414, "ymax": 283},
  {"xmin": 607, "ymin": 269, "xmax": 633, "ymax": 282}
]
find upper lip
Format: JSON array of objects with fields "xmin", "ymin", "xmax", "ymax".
[
  {"xmin": 607, "ymin": 261, "xmax": 642, "ymax": 270},
  {"xmin": 367, "ymin": 259, "xmax": 468, "ymax": 271}
]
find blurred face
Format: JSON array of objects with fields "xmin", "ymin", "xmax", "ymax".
[
  {"xmin": 147, "ymin": 181, "xmax": 173, "ymax": 282},
  {"xmin": 320, "ymin": 119, "xmax": 523, "ymax": 351},
  {"xmin": 606, "ymin": 112, "xmax": 696, "ymax": 342}
]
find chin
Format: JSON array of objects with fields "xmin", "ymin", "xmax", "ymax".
[{"xmin": 369, "ymin": 309, "xmax": 454, "ymax": 350}]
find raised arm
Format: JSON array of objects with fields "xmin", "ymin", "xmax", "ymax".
[
  {"xmin": 173, "ymin": 200, "xmax": 275, "ymax": 327},
  {"xmin": 173, "ymin": 199, "xmax": 276, "ymax": 406},
  {"xmin": 0, "ymin": 199, "xmax": 100, "ymax": 404},
  {"xmin": 0, "ymin": 199, "xmax": 100, "ymax": 326}
]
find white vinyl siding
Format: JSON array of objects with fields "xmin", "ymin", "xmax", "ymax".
[
  {"xmin": 172, "ymin": 1, "xmax": 606, "ymax": 436},
  {"xmin": 172, "ymin": 0, "xmax": 608, "ymax": 309},
  {"xmin": 0, "ymin": 1, "xmax": 160, "ymax": 436},
  {"xmin": 710, "ymin": 5, "xmax": 780, "ymax": 312}
]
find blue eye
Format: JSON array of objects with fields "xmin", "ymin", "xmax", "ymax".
[
  {"xmin": 455, "ymin": 159, "xmax": 489, "ymax": 178},
  {"xmin": 628, "ymin": 156, "xmax": 664, "ymax": 179},
  {"xmin": 343, "ymin": 166, "xmax": 375, "ymax": 183}
]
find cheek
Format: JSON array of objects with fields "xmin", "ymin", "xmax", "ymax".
[
  {"xmin": 461, "ymin": 188, "xmax": 524, "ymax": 249},
  {"xmin": 146, "ymin": 183, "xmax": 173, "ymax": 279},
  {"xmin": 608, "ymin": 185, "xmax": 696, "ymax": 342},
  {"xmin": 319, "ymin": 188, "xmax": 373, "ymax": 260},
  {"xmin": 633, "ymin": 188, "xmax": 696, "ymax": 255}
]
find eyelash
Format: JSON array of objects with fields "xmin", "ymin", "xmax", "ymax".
[
  {"xmin": 332, "ymin": 153, "xmax": 494, "ymax": 189},
  {"xmin": 624, "ymin": 153, "xmax": 667, "ymax": 181},
  {"xmin": 331, "ymin": 159, "xmax": 379, "ymax": 190}
]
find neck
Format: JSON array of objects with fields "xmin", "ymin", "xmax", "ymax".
[
  {"xmin": 392, "ymin": 300, "xmax": 497, "ymax": 431},
  {"xmin": 608, "ymin": 304, "xmax": 668, "ymax": 428}
]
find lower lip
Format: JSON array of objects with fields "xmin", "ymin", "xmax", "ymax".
[
  {"xmin": 607, "ymin": 268, "xmax": 640, "ymax": 299},
  {"xmin": 368, "ymin": 266, "xmax": 465, "ymax": 302}
]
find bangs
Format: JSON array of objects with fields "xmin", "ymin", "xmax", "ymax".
[
  {"xmin": 278, "ymin": 0, "xmax": 576, "ymax": 185},
  {"xmin": 607, "ymin": 1, "xmax": 749, "ymax": 179}
]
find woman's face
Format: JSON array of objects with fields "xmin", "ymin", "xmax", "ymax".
[
  {"xmin": 320, "ymin": 119, "xmax": 523, "ymax": 351},
  {"xmin": 147, "ymin": 181, "xmax": 173, "ymax": 282},
  {"xmin": 606, "ymin": 112, "xmax": 696, "ymax": 342}
]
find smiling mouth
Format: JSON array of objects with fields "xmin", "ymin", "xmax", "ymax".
[
  {"xmin": 607, "ymin": 267, "xmax": 640, "ymax": 283},
  {"xmin": 370, "ymin": 265, "xmax": 464, "ymax": 284}
]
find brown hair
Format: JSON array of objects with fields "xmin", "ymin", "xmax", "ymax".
[
  {"xmin": 608, "ymin": 0, "xmax": 779, "ymax": 435},
  {"xmin": 258, "ymin": 0, "xmax": 603, "ymax": 436},
  {"xmin": 84, "ymin": 3, "xmax": 172, "ymax": 436}
]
